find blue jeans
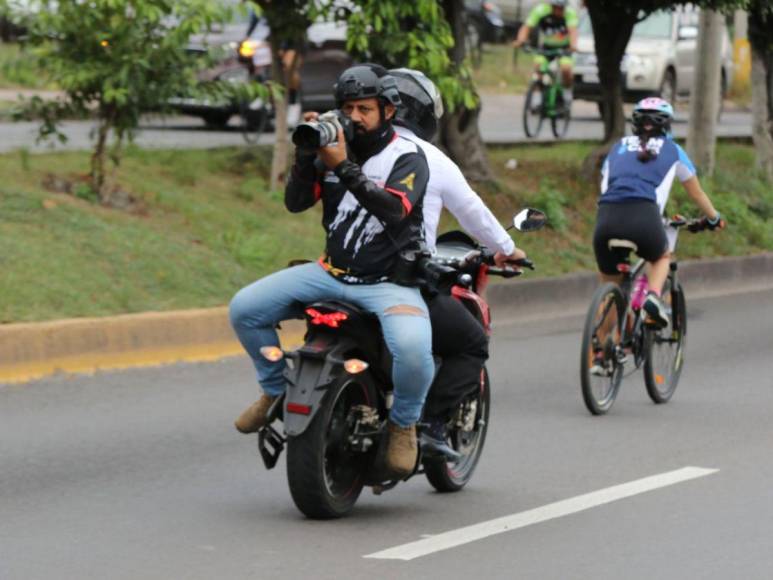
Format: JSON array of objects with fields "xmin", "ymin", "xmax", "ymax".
[{"xmin": 229, "ymin": 262, "xmax": 434, "ymax": 427}]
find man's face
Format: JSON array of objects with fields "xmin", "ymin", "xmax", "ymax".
[
  {"xmin": 341, "ymin": 97, "xmax": 395, "ymax": 133},
  {"xmin": 551, "ymin": 5, "xmax": 565, "ymax": 16}
]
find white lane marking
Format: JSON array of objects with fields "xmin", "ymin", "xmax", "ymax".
[{"xmin": 364, "ymin": 466, "xmax": 718, "ymax": 561}]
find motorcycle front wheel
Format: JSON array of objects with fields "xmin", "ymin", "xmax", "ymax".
[
  {"xmin": 424, "ymin": 367, "xmax": 490, "ymax": 492},
  {"xmin": 286, "ymin": 371, "xmax": 377, "ymax": 519}
]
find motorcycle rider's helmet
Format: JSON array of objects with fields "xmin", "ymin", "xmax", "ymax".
[
  {"xmin": 334, "ymin": 64, "xmax": 402, "ymax": 110},
  {"xmin": 632, "ymin": 96, "xmax": 674, "ymax": 134},
  {"xmin": 389, "ymin": 68, "xmax": 444, "ymax": 141}
]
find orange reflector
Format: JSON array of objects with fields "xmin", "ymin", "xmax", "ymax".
[
  {"xmin": 655, "ymin": 374, "xmax": 665, "ymax": 385},
  {"xmin": 259, "ymin": 346, "xmax": 284, "ymax": 362},
  {"xmin": 344, "ymin": 359, "xmax": 369, "ymax": 374}
]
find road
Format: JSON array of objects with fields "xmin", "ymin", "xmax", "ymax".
[
  {"xmin": 2, "ymin": 287, "xmax": 772, "ymax": 579},
  {"xmin": 0, "ymin": 93, "xmax": 753, "ymax": 153}
]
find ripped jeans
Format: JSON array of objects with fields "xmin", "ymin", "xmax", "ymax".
[{"xmin": 229, "ymin": 262, "xmax": 434, "ymax": 427}]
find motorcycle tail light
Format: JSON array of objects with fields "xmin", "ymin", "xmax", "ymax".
[
  {"xmin": 344, "ymin": 359, "xmax": 369, "ymax": 374},
  {"xmin": 305, "ymin": 308, "xmax": 348, "ymax": 328},
  {"xmin": 259, "ymin": 346, "xmax": 284, "ymax": 362}
]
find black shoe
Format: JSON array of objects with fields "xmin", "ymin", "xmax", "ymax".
[
  {"xmin": 420, "ymin": 418, "xmax": 462, "ymax": 462},
  {"xmin": 643, "ymin": 292, "xmax": 669, "ymax": 328}
]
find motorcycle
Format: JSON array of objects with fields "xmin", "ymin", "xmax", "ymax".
[{"xmin": 256, "ymin": 208, "xmax": 547, "ymax": 519}]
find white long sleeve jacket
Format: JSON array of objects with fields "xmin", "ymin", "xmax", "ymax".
[{"xmin": 394, "ymin": 125, "xmax": 515, "ymax": 255}]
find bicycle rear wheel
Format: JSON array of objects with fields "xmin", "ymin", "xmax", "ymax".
[
  {"xmin": 643, "ymin": 278, "xmax": 686, "ymax": 404},
  {"xmin": 580, "ymin": 283, "xmax": 626, "ymax": 415},
  {"xmin": 522, "ymin": 82, "xmax": 544, "ymax": 138}
]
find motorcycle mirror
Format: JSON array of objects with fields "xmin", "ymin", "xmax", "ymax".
[{"xmin": 510, "ymin": 208, "xmax": 547, "ymax": 232}]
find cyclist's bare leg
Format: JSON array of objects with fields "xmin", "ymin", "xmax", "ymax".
[
  {"xmin": 560, "ymin": 64, "xmax": 573, "ymax": 88},
  {"xmin": 647, "ymin": 254, "xmax": 670, "ymax": 296}
]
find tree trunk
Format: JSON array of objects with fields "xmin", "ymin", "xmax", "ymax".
[
  {"xmin": 91, "ymin": 116, "xmax": 110, "ymax": 201},
  {"xmin": 749, "ymin": 6, "xmax": 773, "ymax": 181},
  {"xmin": 440, "ymin": 0, "xmax": 494, "ymax": 183},
  {"xmin": 686, "ymin": 10, "xmax": 723, "ymax": 176},
  {"xmin": 582, "ymin": 1, "xmax": 638, "ymax": 178},
  {"xmin": 268, "ymin": 37, "xmax": 291, "ymax": 192}
]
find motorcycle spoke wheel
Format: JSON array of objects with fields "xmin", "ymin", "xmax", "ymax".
[
  {"xmin": 580, "ymin": 283, "xmax": 625, "ymax": 415},
  {"xmin": 424, "ymin": 368, "xmax": 490, "ymax": 493},
  {"xmin": 644, "ymin": 279, "xmax": 686, "ymax": 404}
]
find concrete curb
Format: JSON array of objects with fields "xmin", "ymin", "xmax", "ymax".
[{"xmin": 2, "ymin": 253, "xmax": 771, "ymax": 384}]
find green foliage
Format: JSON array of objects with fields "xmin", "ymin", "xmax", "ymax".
[
  {"xmin": 344, "ymin": 0, "xmax": 478, "ymax": 113},
  {"xmin": 531, "ymin": 179, "xmax": 568, "ymax": 232},
  {"xmin": 15, "ymin": 0, "xmax": 236, "ymax": 198}
]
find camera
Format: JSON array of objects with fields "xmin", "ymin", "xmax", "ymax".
[{"xmin": 292, "ymin": 110, "xmax": 354, "ymax": 152}]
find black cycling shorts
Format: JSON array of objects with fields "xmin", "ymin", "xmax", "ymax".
[{"xmin": 593, "ymin": 200, "xmax": 669, "ymax": 275}]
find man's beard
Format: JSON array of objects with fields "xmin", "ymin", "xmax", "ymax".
[{"xmin": 349, "ymin": 120, "xmax": 393, "ymax": 160}]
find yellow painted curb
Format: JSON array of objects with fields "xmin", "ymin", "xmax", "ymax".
[{"xmin": 0, "ymin": 308, "xmax": 306, "ymax": 384}]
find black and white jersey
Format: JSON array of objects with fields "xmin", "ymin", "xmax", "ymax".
[{"xmin": 286, "ymin": 133, "xmax": 429, "ymax": 284}]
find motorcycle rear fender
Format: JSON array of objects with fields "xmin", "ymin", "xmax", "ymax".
[{"xmin": 283, "ymin": 337, "xmax": 354, "ymax": 437}]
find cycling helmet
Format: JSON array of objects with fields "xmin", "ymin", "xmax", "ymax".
[
  {"xmin": 334, "ymin": 64, "xmax": 402, "ymax": 109},
  {"xmin": 389, "ymin": 68, "xmax": 444, "ymax": 141},
  {"xmin": 550, "ymin": 0, "xmax": 568, "ymax": 6},
  {"xmin": 632, "ymin": 97, "xmax": 674, "ymax": 133}
]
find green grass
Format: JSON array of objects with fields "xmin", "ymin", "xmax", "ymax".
[
  {"xmin": 472, "ymin": 43, "xmax": 532, "ymax": 94},
  {"xmin": 1, "ymin": 142, "xmax": 770, "ymax": 323},
  {"xmin": 0, "ymin": 42, "xmax": 55, "ymax": 90}
]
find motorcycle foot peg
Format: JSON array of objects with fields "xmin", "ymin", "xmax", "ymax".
[{"xmin": 258, "ymin": 425, "xmax": 285, "ymax": 470}]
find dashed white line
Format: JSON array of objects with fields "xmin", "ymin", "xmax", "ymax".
[{"xmin": 364, "ymin": 466, "xmax": 718, "ymax": 561}]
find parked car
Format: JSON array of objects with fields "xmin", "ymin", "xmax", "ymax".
[
  {"xmin": 573, "ymin": 6, "xmax": 734, "ymax": 114},
  {"xmin": 169, "ymin": 8, "xmax": 352, "ymax": 130}
]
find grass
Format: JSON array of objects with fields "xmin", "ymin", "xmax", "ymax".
[
  {"xmin": 472, "ymin": 43, "xmax": 532, "ymax": 95},
  {"xmin": 0, "ymin": 42, "xmax": 55, "ymax": 90},
  {"xmin": 1, "ymin": 142, "xmax": 770, "ymax": 323}
]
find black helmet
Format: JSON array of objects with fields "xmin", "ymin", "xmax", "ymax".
[
  {"xmin": 334, "ymin": 64, "xmax": 402, "ymax": 109},
  {"xmin": 389, "ymin": 68, "xmax": 444, "ymax": 141}
]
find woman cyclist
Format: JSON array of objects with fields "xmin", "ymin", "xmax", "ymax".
[{"xmin": 593, "ymin": 97, "xmax": 725, "ymax": 328}]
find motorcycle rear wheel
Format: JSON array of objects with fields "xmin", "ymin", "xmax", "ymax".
[
  {"xmin": 424, "ymin": 367, "xmax": 490, "ymax": 492},
  {"xmin": 286, "ymin": 372, "xmax": 377, "ymax": 519}
]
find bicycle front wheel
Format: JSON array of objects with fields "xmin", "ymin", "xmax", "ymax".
[
  {"xmin": 643, "ymin": 278, "xmax": 686, "ymax": 404},
  {"xmin": 523, "ymin": 82, "xmax": 544, "ymax": 138},
  {"xmin": 550, "ymin": 91, "xmax": 571, "ymax": 138},
  {"xmin": 580, "ymin": 283, "xmax": 626, "ymax": 415}
]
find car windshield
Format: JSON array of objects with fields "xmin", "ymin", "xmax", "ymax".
[
  {"xmin": 577, "ymin": 10, "xmax": 672, "ymax": 39},
  {"xmin": 632, "ymin": 11, "xmax": 672, "ymax": 38}
]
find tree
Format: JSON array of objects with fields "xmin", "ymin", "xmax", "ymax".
[
  {"xmin": 18, "ymin": 0, "xmax": 228, "ymax": 204},
  {"xmin": 686, "ymin": 9, "xmax": 724, "ymax": 176},
  {"xmin": 346, "ymin": 0, "xmax": 494, "ymax": 182},
  {"xmin": 583, "ymin": 0, "xmax": 744, "ymax": 175},
  {"xmin": 748, "ymin": 1, "xmax": 773, "ymax": 180},
  {"xmin": 250, "ymin": 0, "xmax": 313, "ymax": 191}
]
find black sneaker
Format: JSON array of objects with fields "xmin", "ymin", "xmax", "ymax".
[
  {"xmin": 420, "ymin": 418, "xmax": 462, "ymax": 462},
  {"xmin": 643, "ymin": 292, "xmax": 669, "ymax": 327}
]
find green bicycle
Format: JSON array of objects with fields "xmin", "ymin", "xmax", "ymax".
[{"xmin": 521, "ymin": 46, "xmax": 572, "ymax": 139}]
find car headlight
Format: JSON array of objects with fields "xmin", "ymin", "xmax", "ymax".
[{"xmin": 624, "ymin": 54, "xmax": 652, "ymax": 69}]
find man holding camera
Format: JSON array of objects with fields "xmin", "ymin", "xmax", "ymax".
[{"xmin": 229, "ymin": 64, "xmax": 433, "ymax": 478}]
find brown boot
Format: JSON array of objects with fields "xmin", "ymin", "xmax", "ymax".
[
  {"xmin": 385, "ymin": 421, "xmax": 418, "ymax": 478},
  {"xmin": 234, "ymin": 394, "xmax": 277, "ymax": 434}
]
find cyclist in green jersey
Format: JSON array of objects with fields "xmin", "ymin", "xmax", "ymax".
[{"xmin": 512, "ymin": 0, "xmax": 578, "ymax": 108}]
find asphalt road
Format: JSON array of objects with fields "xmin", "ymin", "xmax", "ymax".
[
  {"xmin": 0, "ymin": 93, "xmax": 753, "ymax": 153},
  {"xmin": 2, "ymin": 287, "xmax": 772, "ymax": 579}
]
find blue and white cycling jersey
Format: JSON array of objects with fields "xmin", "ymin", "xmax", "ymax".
[{"xmin": 600, "ymin": 135, "xmax": 696, "ymax": 213}]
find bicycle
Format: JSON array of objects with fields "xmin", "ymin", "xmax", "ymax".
[
  {"xmin": 579, "ymin": 216, "xmax": 715, "ymax": 415},
  {"xmin": 520, "ymin": 46, "xmax": 572, "ymax": 139}
]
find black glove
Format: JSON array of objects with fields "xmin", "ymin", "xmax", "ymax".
[{"xmin": 706, "ymin": 212, "xmax": 723, "ymax": 231}]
